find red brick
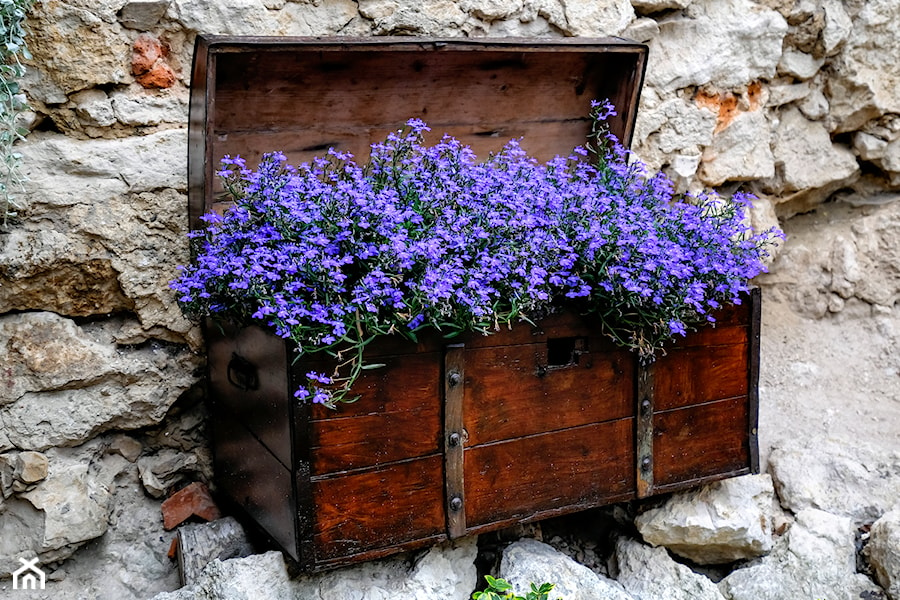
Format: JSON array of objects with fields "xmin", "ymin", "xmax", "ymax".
[{"xmin": 161, "ymin": 482, "xmax": 222, "ymax": 531}]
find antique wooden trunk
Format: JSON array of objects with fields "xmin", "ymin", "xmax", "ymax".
[{"xmin": 188, "ymin": 36, "xmax": 761, "ymax": 572}]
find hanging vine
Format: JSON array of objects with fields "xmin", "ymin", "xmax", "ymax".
[{"xmin": 0, "ymin": 0, "xmax": 33, "ymax": 231}]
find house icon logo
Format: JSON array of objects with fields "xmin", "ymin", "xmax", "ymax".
[{"xmin": 12, "ymin": 557, "xmax": 45, "ymax": 590}]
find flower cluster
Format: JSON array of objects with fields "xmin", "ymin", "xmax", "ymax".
[{"xmin": 172, "ymin": 101, "xmax": 780, "ymax": 407}]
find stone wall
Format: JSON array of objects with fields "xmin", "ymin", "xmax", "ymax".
[{"xmin": 2, "ymin": 0, "xmax": 899, "ymax": 598}]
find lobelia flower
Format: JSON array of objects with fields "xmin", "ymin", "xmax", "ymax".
[{"xmin": 171, "ymin": 100, "xmax": 782, "ymax": 408}]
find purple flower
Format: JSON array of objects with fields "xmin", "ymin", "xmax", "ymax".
[{"xmin": 171, "ymin": 102, "xmax": 780, "ymax": 407}]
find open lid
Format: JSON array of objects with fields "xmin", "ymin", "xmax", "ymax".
[{"xmin": 188, "ymin": 36, "xmax": 648, "ymax": 228}]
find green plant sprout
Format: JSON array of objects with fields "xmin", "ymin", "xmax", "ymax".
[
  {"xmin": 0, "ymin": 0, "xmax": 33, "ymax": 231},
  {"xmin": 472, "ymin": 575, "xmax": 560, "ymax": 600}
]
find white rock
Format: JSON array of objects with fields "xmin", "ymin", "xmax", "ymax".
[
  {"xmin": 797, "ymin": 87, "xmax": 829, "ymax": 120},
  {"xmin": 0, "ymin": 448, "xmax": 114, "ymax": 575},
  {"xmin": 621, "ymin": 17, "xmax": 658, "ymax": 42},
  {"xmin": 698, "ymin": 109, "xmax": 775, "ymax": 185},
  {"xmin": 881, "ymin": 139, "xmax": 900, "ymax": 175},
  {"xmin": 366, "ymin": 1, "xmax": 468, "ymax": 35},
  {"xmin": 70, "ymin": 89, "xmax": 117, "ymax": 127},
  {"xmin": 769, "ymin": 439, "xmax": 900, "ymax": 526},
  {"xmin": 634, "ymin": 474, "xmax": 775, "ymax": 565},
  {"xmin": 615, "ymin": 537, "xmax": 725, "ymax": 600},
  {"xmin": 20, "ymin": 129, "xmax": 188, "ymax": 193},
  {"xmin": 118, "ymin": 0, "xmax": 172, "ymax": 29},
  {"xmin": 501, "ymin": 538, "xmax": 633, "ymax": 600},
  {"xmin": 777, "ymin": 48, "xmax": 824, "ymax": 80},
  {"xmin": 168, "ymin": 0, "xmax": 274, "ymax": 35},
  {"xmin": 766, "ymin": 81, "xmax": 810, "ymax": 107},
  {"xmin": 719, "ymin": 508, "xmax": 882, "ymax": 600},
  {"xmin": 547, "ymin": 0, "xmax": 634, "ymax": 36},
  {"xmin": 647, "ymin": 0, "xmax": 787, "ymax": 92},
  {"xmin": 154, "ymin": 538, "xmax": 478, "ymax": 600},
  {"xmin": 631, "ymin": 0, "xmax": 692, "ymax": 14},
  {"xmin": 0, "ymin": 312, "xmax": 197, "ymax": 450},
  {"xmin": 110, "ymin": 86, "xmax": 189, "ymax": 126},
  {"xmin": 821, "ymin": 0, "xmax": 853, "ymax": 56},
  {"xmin": 772, "ymin": 107, "xmax": 858, "ymax": 192},
  {"xmin": 854, "ymin": 132, "xmax": 888, "ymax": 161},
  {"xmin": 826, "ymin": 0, "xmax": 900, "ymax": 132},
  {"xmin": 867, "ymin": 508, "xmax": 900, "ymax": 600},
  {"xmin": 152, "ymin": 552, "xmax": 294, "ymax": 600}
]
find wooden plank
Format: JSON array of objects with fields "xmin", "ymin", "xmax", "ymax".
[
  {"xmin": 192, "ymin": 37, "xmax": 648, "ymax": 215},
  {"xmin": 652, "ymin": 343, "xmax": 750, "ymax": 412},
  {"xmin": 748, "ymin": 287, "xmax": 762, "ymax": 474},
  {"xmin": 463, "ymin": 419, "xmax": 634, "ymax": 528},
  {"xmin": 311, "ymin": 455, "xmax": 446, "ymax": 561},
  {"xmin": 463, "ymin": 341, "xmax": 632, "ymax": 446},
  {"xmin": 652, "ymin": 397, "xmax": 750, "ymax": 488},
  {"xmin": 635, "ymin": 360, "xmax": 655, "ymax": 498},
  {"xmin": 207, "ymin": 322, "xmax": 293, "ymax": 467},
  {"xmin": 444, "ymin": 344, "xmax": 466, "ymax": 539},
  {"xmin": 211, "ymin": 48, "xmax": 637, "ymax": 134},
  {"xmin": 210, "ymin": 408, "xmax": 298, "ymax": 560},
  {"xmin": 302, "ymin": 351, "xmax": 442, "ymax": 475}
]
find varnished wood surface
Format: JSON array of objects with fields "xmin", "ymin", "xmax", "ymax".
[
  {"xmin": 652, "ymin": 342, "xmax": 749, "ymax": 411},
  {"xmin": 311, "ymin": 455, "xmax": 446, "ymax": 561},
  {"xmin": 463, "ymin": 341, "xmax": 633, "ymax": 446},
  {"xmin": 303, "ymin": 351, "xmax": 442, "ymax": 474},
  {"xmin": 652, "ymin": 397, "xmax": 750, "ymax": 488},
  {"xmin": 463, "ymin": 418, "xmax": 635, "ymax": 528}
]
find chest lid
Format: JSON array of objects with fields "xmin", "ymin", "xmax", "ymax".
[{"xmin": 188, "ymin": 36, "xmax": 648, "ymax": 227}]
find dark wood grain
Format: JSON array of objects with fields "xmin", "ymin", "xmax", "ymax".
[
  {"xmin": 652, "ymin": 397, "xmax": 750, "ymax": 488},
  {"xmin": 652, "ymin": 343, "xmax": 749, "ymax": 412},
  {"xmin": 463, "ymin": 341, "xmax": 633, "ymax": 446},
  {"xmin": 311, "ymin": 455, "xmax": 446, "ymax": 561},
  {"xmin": 302, "ymin": 351, "xmax": 442, "ymax": 475},
  {"xmin": 463, "ymin": 418, "xmax": 634, "ymax": 528}
]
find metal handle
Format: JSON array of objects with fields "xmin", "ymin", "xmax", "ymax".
[{"xmin": 227, "ymin": 353, "xmax": 259, "ymax": 391}]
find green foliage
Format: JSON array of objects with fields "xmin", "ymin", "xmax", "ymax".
[
  {"xmin": 472, "ymin": 575, "xmax": 559, "ymax": 600},
  {"xmin": 0, "ymin": 0, "xmax": 32, "ymax": 231}
]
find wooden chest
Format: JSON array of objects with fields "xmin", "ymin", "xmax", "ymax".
[{"xmin": 188, "ymin": 36, "xmax": 760, "ymax": 572}]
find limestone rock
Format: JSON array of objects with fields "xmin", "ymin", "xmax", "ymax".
[
  {"xmin": 4, "ymin": 130, "xmax": 198, "ymax": 342},
  {"xmin": 0, "ymin": 447, "xmax": 117, "ymax": 575},
  {"xmin": 151, "ymin": 552, "xmax": 293, "ymax": 600},
  {"xmin": 777, "ymin": 48, "xmax": 824, "ymax": 80},
  {"xmin": 500, "ymin": 538, "xmax": 633, "ymax": 600},
  {"xmin": 540, "ymin": 0, "xmax": 634, "ymax": 37},
  {"xmin": 646, "ymin": 0, "xmax": 787, "ymax": 92},
  {"xmin": 632, "ymin": 96, "xmax": 717, "ymax": 173},
  {"xmin": 118, "ymin": 0, "xmax": 172, "ymax": 29},
  {"xmin": 769, "ymin": 439, "xmax": 900, "ymax": 526},
  {"xmin": 773, "ymin": 107, "xmax": 859, "ymax": 192},
  {"xmin": 826, "ymin": 0, "xmax": 900, "ymax": 133},
  {"xmin": 631, "ymin": 0, "xmax": 692, "ymax": 15},
  {"xmin": 698, "ymin": 109, "xmax": 775, "ymax": 185},
  {"xmin": 867, "ymin": 508, "xmax": 900, "ymax": 600},
  {"xmin": 634, "ymin": 474, "xmax": 775, "ymax": 565},
  {"xmin": 615, "ymin": 537, "xmax": 725, "ymax": 600},
  {"xmin": 0, "ymin": 312, "xmax": 197, "ymax": 450},
  {"xmin": 26, "ymin": 1, "xmax": 132, "ymax": 94},
  {"xmin": 110, "ymin": 85, "xmax": 189, "ymax": 129},
  {"xmin": 138, "ymin": 449, "xmax": 209, "ymax": 499},
  {"xmin": 70, "ymin": 89, "xmax": 117, "ymax": 127},
  {"xmin": 169, "ymin": 0, "xmax": 274, "ymax": 35},
  {"xmin": 797, "ymin": 87, "xmax": 829, "ymax": 120},
  {"xmin": 719, "ymin": 508, "xmax": 882, "ymax": 600},
  {"xmin": 153, "ymin": 537, "xmax": 477, "ymax": 600},
  {"xmin": 621, "ymin": 17, "xmax": 659, "ymax": 42}
]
